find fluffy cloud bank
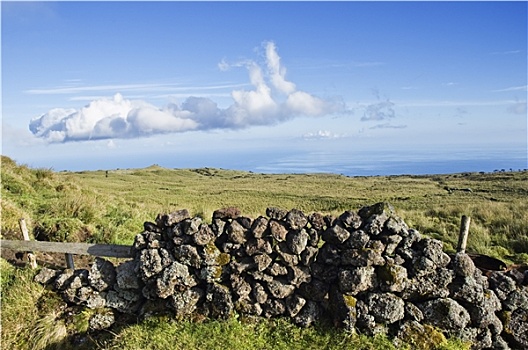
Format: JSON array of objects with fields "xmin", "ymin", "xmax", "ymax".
[{"xmin": 29, "ymin": 41, "xmax": 343, "ymax": 143}]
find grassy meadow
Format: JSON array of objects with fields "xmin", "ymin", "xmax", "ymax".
[{"xmin": 1, "ymin": 154, "xmax": 527, "ymax": 349}]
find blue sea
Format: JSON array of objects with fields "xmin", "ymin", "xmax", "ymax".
[
  {"xmin": 235, "ymin": 149, "xmax": 527, "ymax": 176},
  {"xmin": 47, "ymin": 146, "xmax": 527, "ymax": 177}
]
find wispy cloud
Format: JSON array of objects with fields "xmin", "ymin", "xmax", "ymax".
[
  {"xmin": 492, "ymin": 85, "xmax": 528, "ymax": 92},
  {"xmin": 26, "ymin": 82, "xmax": 248, "ymax": 95},
  {"xmin": 490, "ymin": 50, "xmax": 522, "ymax": 55},
  {"xmin": 361, "ymin": 89, "xmax": 396, "ymax": 122},
  {"xmin": 396, "ymin": 99, "xmax": 524, "ymax": 108},
  {"xmin": 296, "ymin": 60, "xmax": 385, "ymax": 70},
  {"xmin": 29, "ymin": 41, "xmax": 345, "ymax": 143},
  {"xmin": 369, "ymin": 123, "xmax": 407, "ymax": 130},
  {"xmin": 26, "ymin": 83, "xmax": 177, "ymax": 94}
]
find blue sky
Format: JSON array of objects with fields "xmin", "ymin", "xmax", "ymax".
[{"xmin": 2, "ymin": 1, "xmax": 527, "ymax": 175}]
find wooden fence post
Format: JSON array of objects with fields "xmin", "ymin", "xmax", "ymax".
[
  {"xmin": 65, "ymin": 253, "xmax": 75, "ymax": 269},
  {"xmin": 457, "ymin": 215, "xmax": 471, "ymax": 254},
  {"xmin": 18, "ymin": 218, "xmax": 37, "ymax": 269}
]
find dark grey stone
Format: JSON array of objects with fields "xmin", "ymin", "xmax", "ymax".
[
  {"xmin": 206, "ymin": 283, "xmax": 234, "ymax": 319},
  {"xmin": 298, "ymin": 278, "xmax": 329, "ymax": 302},
  {"xmin": 266, "ymin": 278, "xmax": 295, "ymax": 299},
  {"xmin": 269, "ymin": 219, "xmax": 288, "ymax": 242},
  {"xmin": 156, "ymin": 209, "xmax": 190, "ymax": 227},
  {"xmin": 286, "ymin": 209, "xmax": 308, "ymax": 230},
  {"xmin": 489, "ymin": 271, "xmax": 518, "ymax": 300},
  {"xmin": 266, "ymin": 207, "xmax": 288, "ymax": 220},
  {"xmin": 34, "ymin": 267, "xmax": 60, "ymax": 285},
  {"xmin": 300, "ymin": 246, "xmax": 318, "ymax": 266},
  {"xmin": 193, "ymin": 224, "xmax": 215, "ymax": 246},
  {"xmin": 402, "ymin": 268, "xmax": 454, "ymax": 301},
  {"xmin": 212, "ymin": 207, "xmax": 240, "ymax": 220},
  {"xmin": 328, "ymin": 287, "xmax": 357, "ymax": 331},
  {"xmin": 338, "ymin": 267, "xmax": 377, "ymax": 295},
  {"xmin": 89, "ymin": 309, "xmax": 115, "ymax": 330},
  {"xmin": 252, "ymin": 282, "xmax": 268, "ymax": 304},
  {"xmin": 404, "ymin": 302, "xmax": 424, "ymax": 322},
  {"xmin": 274, "ymin": 242, "xmax": 299, "ymax": 266},
  {"xmin": 286, "ymin": 294, "xmax": 306, "ymax": 318},
  {"xmin": 322, "ymin": 221, "xmax": 350, "ymax": 244},
  {"xmin": 155, "ymin": 261, "xmax": 197, "ymax": 298},
  {"xmin": 419, "ymin": 298, "xmax": 470, "ymax": 331},
  {"xmin": 116, "ymin": 260, "xmax": 141, "ymax": 290},
  {"xmin": 451, "ymin": 252, "xmax": 476, "ymax": 277},
  {"xmin": 250, "ymin": 216, "xmax": 269, "ymax": 238},
  {"xmin": 339, "ymin": 211, "xmax": 362, "ymax": 230},
  {"xmin": 286, "ymin": 229, "xmax": 309, "ymax": 255},
  {"xmin": 308, "ymin": 212, "xmax": 326, "ymax": 231},
  {"xmin": 377, "ymin": 263, "xmax": 408, "ymax": 292},
  {"xmin": 287, "ymin": 265, "xmax": 311, "ymax": 287},
  {"xmin": 227, "ymin": 220, "xmax": 248, "ymax": 244},
  {"xmin": 293, "ymin": 300, "xmax": 321, "ymax": 328},
  {"xmin": 345, "ymin": 230, "xmax": 370, "ymax": 249},
  {"xmin": 253, "ymin": 254, "xmax": 273, "ymax": 272},
  {"xmin": 245, "ymin": 238, "xmax": 273, "ymax": 256},
  {"xmin": 366, "ymin": 292, "xmax": 405, "ymax": 324},
  {"xmin": 174, "ymin": 244, "xmax": 202, "ymax": 268},
  {"xmin": 262, "ymin": 298, "xmax": 286, "ymax": 318}
]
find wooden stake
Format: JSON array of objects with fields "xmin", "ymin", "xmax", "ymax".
[
  {"xmin": 18, "ymin": 218, "xmax": 37, "ymax": 269},
  {"xmin": 65, "ymin": 253, "xmax": 75, "ymax": 269},
  {"xmin": 457, "ymin": 215, "xmax": 471, "ymax": 254}
]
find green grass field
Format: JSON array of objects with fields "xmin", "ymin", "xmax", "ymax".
[{"xmin": 1, "ymin": 155, "xmax": 526, "ymax": 349}]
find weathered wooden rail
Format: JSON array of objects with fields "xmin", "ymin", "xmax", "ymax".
[
  {"xmin": 0, "ymin": 240, "xmax": 133, "ymax": 259},
  {"xmin": 0, "ymin": 218, "xmax": 134, "ymax": 269}
]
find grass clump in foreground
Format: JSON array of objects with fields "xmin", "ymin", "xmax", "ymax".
[
  {"xmin": 104, "ymin": 315, "xmax": 469, "ymax": 350},
  {"xmin": 0, "ymin": 259, "xmax": 69, "ymax": 350}
]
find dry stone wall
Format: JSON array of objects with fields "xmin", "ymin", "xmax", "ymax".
[{"xmin": 35, "ymin": 202, "xmax": 528, "ymax": 349}]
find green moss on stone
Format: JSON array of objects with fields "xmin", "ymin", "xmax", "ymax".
[
  {"xmin": 216, "ymin": 253, "xmax": 231, "ymax": 266},
  {"xmin": 213, "ymin": 266, "xmax": 223, "ymax": 279},
  {"xmin": 399, "ymin": 322, "xmax": 448, "ymax": 350},
  {"xmin": 343, "ymin": 295, "xmax": 357, "ymax": 308}
]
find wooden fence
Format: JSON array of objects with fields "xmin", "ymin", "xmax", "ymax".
[
  {"xmin": 0, "ymin": 219, "xmax": 133, "ymax": 269},
  {"xmin": 0, "ymin": 240, "xmax": 133, "ymax": 258}
]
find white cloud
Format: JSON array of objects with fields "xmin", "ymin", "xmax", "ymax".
[
  {"xmin": 369, "ymin": 123, "xmax": 407, "ymax": 130},
  {"xmin": 395, "ymin": 99, "xmax": 520, "ymax": 108},
  {"xmin": 302, "ymin": 130, "xmax": 346, "ymax": 140},
  {"xmin": 490, "ymin": 50, "xmax": 522, "ymax": 55},
  {"xmin": 30, "ymin": 41, "xmax": 344, "ymax": 143},
  {"xmin": 26, "ymin": 83, "xmax": 178, "ymax": 95},
  {"xmin": 265, "ymin": 41, "xmax": 296, "ymax": 95},
  {"xmin": 361, "ymin": 99, "xmax": 396, "ymax": 121},
  {"xmin": 30, "ymin": 93, "xmax": 199, "ymax": 142},
  {"xmin": 27, "ymin": 82, "xmax": 248, "ymax": 96},
  {"xmin": 286, "ymin": 91, "xmax": 328, "ymax": 116},
  {"xmin": 218, "ymin": 58, "xmax": 230, "ymax": 72},
  {"xmin": 493, "ymin": 85, "xmax": 528, "ymax": 92}
]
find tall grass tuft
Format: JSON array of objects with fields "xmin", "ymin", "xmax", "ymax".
[{"xmin": 0, "ymin": 261, "xmax": 69, "ymax": 350}]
